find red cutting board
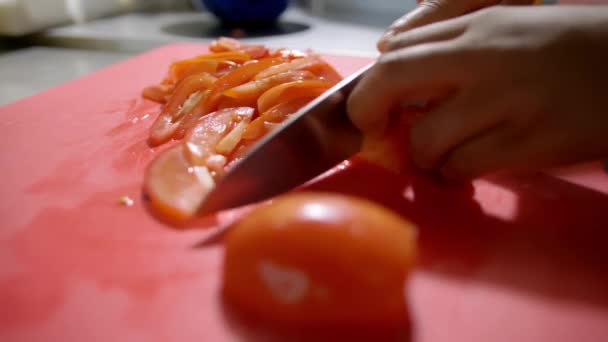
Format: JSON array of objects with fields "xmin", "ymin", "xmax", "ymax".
[{"xmin": 2, "ymin": 43, "xmax": 608, "ymax": 342}]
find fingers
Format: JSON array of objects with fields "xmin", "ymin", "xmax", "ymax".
[
  {"xmin": 409, "ymin": 89, "xmax": 506, "ymax": 171},
  {"xmin": 377, "ymin": 0, "xmax": 499, "ymax": 51},
  {"xmin": 384, "ymin": 15, "xmax": 469, "ymax": 52},
  {"xmin": 347, "ymin": 42, "xmax": 463, "ymax": 137},
  {"xmin": 438, "ymin": 125, "xmax": 520, "ymax": 180}
]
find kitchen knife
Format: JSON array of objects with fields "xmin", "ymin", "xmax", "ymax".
[{"xmin": 198, "ymin": 63, "xmax": 374, "ymax": 215}]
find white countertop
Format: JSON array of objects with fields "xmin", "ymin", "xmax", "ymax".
[
  {"xmin": 0, "ymin": 47, "xmax": 130, "ymax": 106},
  {"xmin": 33, "ymin": 7, "xmax": 399, "ymax": 56}
]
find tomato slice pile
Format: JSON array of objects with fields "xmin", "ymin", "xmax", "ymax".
[{"xmin": 142, "ymin": 38, "xmax": 343, "ymax": 222}]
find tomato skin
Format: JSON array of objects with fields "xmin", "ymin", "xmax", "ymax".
[
  {"xmin": 223, "ymin": 192, "xmax": 417, "ymax": 328},
  {"xmin": 169, "ymin": 59, "xmax": 219, "ymax": 85}
]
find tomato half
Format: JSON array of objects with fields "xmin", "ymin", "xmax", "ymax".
[
  {"xmin": 174, "ymin": 58, "xmax": 285, "ymax": 139},
  {"xmin": 223, "ymin": 192, "xmax": 417, "ymax": 327},
  {"xmin": 257, "ymin": 80, "xmax": 333, "ymax": 114}
]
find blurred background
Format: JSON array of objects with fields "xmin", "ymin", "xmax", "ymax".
[{"xmin": 0, "ymin": 0, "xmax": 417, "ymax": 105}]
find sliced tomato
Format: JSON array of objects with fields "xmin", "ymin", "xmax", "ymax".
[
  {"xmin": 142, "ymin": 85, "xmax": 170, "ymax": 103},
  {"xmin": 303, "ymin": 62, "xmax": 343, "ymax": 83},
  {"xmin": 253, "ymin": 56, "xmax": 323, "ymax": 80},
  {"xmin": 169, "ymin": 59, "xmax": 218, "ymax": 85},
  {"xmin": 216, "ymin": 95, "xmax": 257, "ymax": 110},
  {"xmin": 257, "ymin": 80, "xmax": 333, "ymax": 114},
  {"xmin": 167, "ymin": 73, "xmax": 217, "ymax": 121},
  {"xmin": 144, "ymin": 146, "xmax": 214, "ymax": 222},
  {"xmin": 169, "ymin": 51, "xmax": 251, "ymax": 74},
  {"xmin": 223, "ymin": 70, "xmax": 316, "ymax": 103},
  {"xmin": 242, "ymin": 98, "xmax": 312, "ymax": 141},
  {"xmin": 149, "ymin": 89, "xmax": 210, "ymax": 146},
  {"xmin": 184, "ymin": 107, "xmax": 254, "ymax": 167},
  {"xmin": 269, "ymin": 48, "xmax": 310, "ymax": 60},
  {"xmin": 210, "ymin": 37, "xmax": 268, "ymax": 59},
  {"xmin": 174, "ymin": 58, "xmax": 284, "ymax": 139}
]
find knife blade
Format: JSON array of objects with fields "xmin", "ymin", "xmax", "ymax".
[{"xmin": 197, "ymin": 63, "xmax": 374, "ymax": 215}]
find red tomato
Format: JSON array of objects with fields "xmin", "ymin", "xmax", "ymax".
[
  {"xmin": 223, "ymin": 192, "xmax": 417, "ymax": 328},
  {"xmin": 223, "ymin": 70, "xmax": 316, "ymax": 103},
  {"xmin": 144, "ymin": 146, "xmax": 214, "ymax": 223},
  {"xmin": 174, "ymin": 58, "xmax": 285, "ymax": 139},
  {"xmin": 242, "ymin": 98, "xmax": 312, "ymax": 141},
  {"xmin": 257, "ymin": 80, "xmax": 333, "ymax": 114},
  {"xmin": 184, "ymin": 107, "xmax": 254, "ymax": 167}
]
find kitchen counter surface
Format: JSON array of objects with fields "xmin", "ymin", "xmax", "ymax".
[
  {"xmin": 0, "ymin": 47, "xmax": 131, "ymax": 106},
  {"xmin": 32, "ymin": 8, "xmax": 392, "ymax": 56}
]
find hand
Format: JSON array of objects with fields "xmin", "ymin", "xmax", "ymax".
[
  {"xmin": 347, "ymin": 6, "xmax": 608, "ymax": 180},
  {"xmin": 377, "ymin": 0, "xmax": 535, "ymax": 51}
]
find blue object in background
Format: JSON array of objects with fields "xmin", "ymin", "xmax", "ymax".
[{"xmin": 199, "ymin": 0, "xmax": 289, "ymax": 26}]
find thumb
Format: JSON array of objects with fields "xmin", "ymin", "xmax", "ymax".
[{"xmin": 377, "ymin": 0, "xmax": 499, "ymax": 51}]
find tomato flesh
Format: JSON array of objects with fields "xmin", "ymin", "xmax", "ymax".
[
  {"xmin": 142, "ymin": 85, "xmax": 169, "ymax": 103},
  {"xmin": 174, "ymin": 58, "xmax": 285, "ymax": 139},
  {"xmin": 223, "ymin": 70, "xmax": 316, "ymax": 103},
  {"xmin": 242, "ymin": 98, "xmax": 312, "ymax": 141},
  {"xmin": 184, "ymin": 107, "xmax": 254, "ymax": 167},
  {"xmin": 253, "ymin": 56, "xmax": 323, "ymax": 80},
  {"xmin": 150, "ymin": 72, "xmax": 217, "ymax": 146},
  {"xmin": 169, "ymin": 59, "xmax": 218, "ymax": 85},
  {"xmin": 257, "ymin": 80, "xmax": 333, "ymax": 114},
  {"xmin": 144, "ymin": 146, "xmax": 215, "ymax": 222},
  {"xmin": 209, "ymin": 37, "xmax": 269, "ymax": 59}
]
